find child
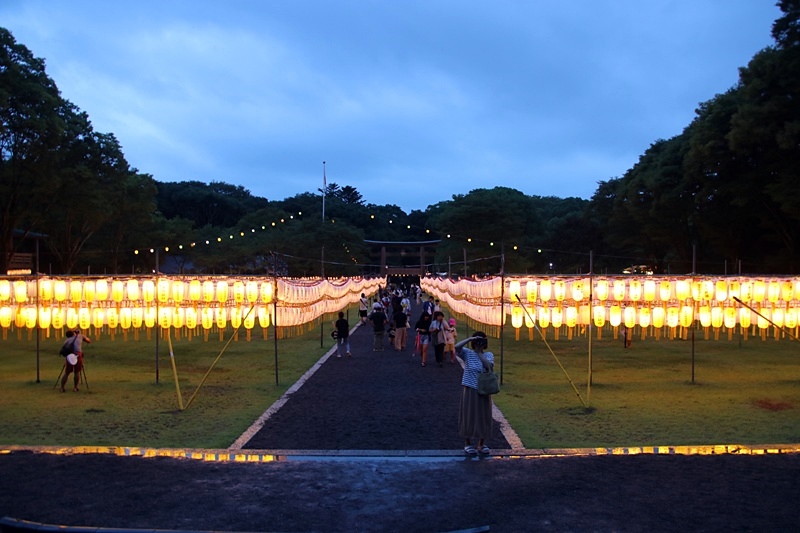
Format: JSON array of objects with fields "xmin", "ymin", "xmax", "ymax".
[{"xmin": 445, "ymin": 317, "xmax": 458, "ymax": 363}]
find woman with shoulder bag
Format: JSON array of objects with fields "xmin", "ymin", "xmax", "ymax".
[{"xmin": 455, "ymin": 331, "xmax": 494, "ymax": 455}]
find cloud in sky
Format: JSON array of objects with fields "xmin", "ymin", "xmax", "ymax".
[{"xmin": 1, "ymin": 1, "xmax": 780, "ymax": 212}]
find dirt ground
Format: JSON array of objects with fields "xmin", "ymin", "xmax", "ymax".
[{"xmin": 2, "ymin": 303, "xmax": 799, "ymax": 532}]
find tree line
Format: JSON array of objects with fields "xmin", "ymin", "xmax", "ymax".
[{"xmin": 1, "ymin": 1, "xmax": 798, "ymax": 277}]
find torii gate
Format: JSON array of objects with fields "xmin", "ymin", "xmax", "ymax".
[{"xmin": 364, "ymin": 239, "xmax": 441, "ymax": 276}]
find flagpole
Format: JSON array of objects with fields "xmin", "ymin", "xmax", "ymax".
[{"xmin": 322, "ymin": 160, "xmax": 326, "ymax": 222}]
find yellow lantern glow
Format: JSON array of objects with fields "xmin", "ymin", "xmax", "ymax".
[
  {"xmin": 623, "ymin": 306, "xmax": 636, "ymax": 328},
  {"xmin": 119, "ymin": 308, "xmax": 132, "ymax": 329},
  {"xmin": 189, "ymin": 280, "xmax": 202, "ymax": 302},
  {"xmin": 158, "ymin": 307, "xmax": 172, "ymax": 328},
  {"xmin": 739, "ymin": 307, "xmax": 751, "ymax": 328},
  {"xmin": 243, "ymin": 308, "xmax": 256, "ymax": 329},
  {"xmin": 659, "ymin": 280, "xmax": 671, "ymax": 302},
  {"xmin": 185, "ymin": 307, "xmax": 197, "ymax": 329},
  {"xmin": 699, "ymin": 306, "xmax": 711, "ymax": 328},
  {"xmin": 92, "ymin": 308, "xmax": 105, "ymax": 329},
  {"xmin": 201, "ymin": 307, "xmax": 214, "ymax": 329},
  {"xmin": 771, "ymin": 308, "xmax": 784, "ymax": 328},
  {"xmin": 173, "ymin": 307, "xmax": 184, "ymax": 329},
  {"xmin": 260, "ymin": 282, "xmax": 273, "ymax": 304},
  {"xmin": 142, "ymin": 280, "xmax": 155, "ymax": 303},
  {"xmin": 715, "ymin": 280, "xmax": 728, "ymax": 302},
  {"xmin": 729, "ymin": 281, "xmax": 741, "ymax": 301},
  {"xmin": 54, "ymin": 280, "xmax": 67, "ymax": 302},
  {"xmin": 524, "ymin": 307, "xmax": 535, "ymax": 328},
  {"xmin": 526, "ymin": 281, "xmax": 537, "ymax": 303},
  {"xmin": 724, "ymin": 307, "xmax": 737, "ymax": 329},
  {"xmin": 593, "ymin": 305, "xmax": 606, "ymax": 327},
  {"xmin": 628, "ymin": 280, "xmax": 642, "ymax": 302},
  {"xmin": 107, "ymin": 308, "xmax": 119, "ymax": 329},
  {"xmin": 171, "ymin": 280, "xmax": 185, "ymax": 303},
  {"xmin": 132, "ymin": 307, "xmax": 143, "ymax": 328},
  {"xmin": 246, "ymin": 281, "xmax": 259, "ymax": 303},
  {"xmin": 157, "ymin": 278, "xmax": 170, "ymax": 303},
  {"xmin": 15, "ymin": 280, "xmax": 29, "ymax": 303},
  {"xmin": 680, "ymin": 306, "xmax": 694, "ymax": 328},
  {"xmin": 537, "ymin": 306, "xmax": 550, "ymax": 328},
  {"xmin": 508, "ymin": 280, "xmax": 521, "ymax": 302},
  {"xmin": 539, "ymin": 280, "xmax": 552, "ymax": 302},
  {"xmin": 511, "ymin": 306, "xmax": 523, "ymax": 328},
  {"xmin": 571, "ymin": 281, "xmax": 584, "ymax": 302},
  {"xmin": 14, "ymin": 308, "xmax": 24, "ymax": 328},
  {"xmin": 257, "ymin": 306, "xmax": 270, "ymax": 328},
  {"xmin": 202, "ymin": 281, "xmax": 215, "ymax": 302},
  {"xmin": 756, "ymin": 307, "xmax": 769, "ymax": 329},
  {"xmin": 785, "ymin": 308, "xmax": 797, "ymax": 329},
  {"xmin": 551, "ymin": 307, "xmax": 563, "ymax": 328},
  {"xmin": 595, "ymin": 279, "xmax": 609, "ymax": 301},
  {"xmin": 739, "ymin": 281, "xmax": 753, "ymax": 302},
  {"xmin": 39, "ymin": 279, "xmax": 53, "ymax": 301},
  {"xmin": 230, "ymin": 307, "xmax": 242, "ymax": 328},
  {"xmin": 78, "ymin": 307, "xmax": 91, "ymax": 330},
  {"xmin": 652, "ymin": 306, "xmax": 665, "ymax": 328},
  {"xmin": 215, "ymin": 307, "xmax": 227, "ymax": 329},
  {"xmin": 38, "ymin": 307, "xmax": 51, "ymax": 329},
  {"xmin": 753, "ymin": 281, "xmax": 766, "ymax": 302},
  {"xmin": 112, "ymin": 280, "xmax": 125, "ymax": 302},
  {"xmin": 51, "ymin": 308, "xmax": 65, "ymax": 329},
  {"xmin": 767, "ymin": 281, "xmax": 781, "ymax": 303},
  {"xmin": 701, "ymin": 281, "xmax": 714, "ymax": 301},
  {"xmin": 554, "ymin": 281, "xmax": 566, "ymax": 302},
  {"xmin": 675, "ymin": 280, "xmax": 691, "ymax": 301},
  {"xmin": 233, "ymin": 281, "xmax": 245, "ymax": 304},
  {"xmin": 612, "ymin": 280, "xmax": 626, "ymax": 302},
  {"xmin": 565, "ymin": 306, "xmax": 578, "ymax": 327},
  {"xmin": 84, "ymin": 281, "xmax": 96, "ymax": 303},
  {"xmin": 609, "ymin": 305, "xmax": 622, "ymax": 327},
  {"xmin": 216, "ymin": 281, "xmax": 229, "ymax": 304},
  {"xmin": 711, "ymin": 307, "xmax": 723, "ymax": 328},
  {"xmin": 0, "ymin": 306, "xmax": 14, "ymax": 328},
  {"xmin": 69, "ymin": 281, "xmax": 82, "ymax": 302},
  {"xmin": 643, "ymin": 280, "xmax": 656, "ymax": 302},
  {"xmin": 0, "ymin": 280, "xmax": 10, "ymax": 301},
  {"xmin": 639, "ymin": 307, "xmax": 651, "ymax": 328},
  {"xmin": 781, "ymin": 281, "xmax": 794, "ymax": 302},
  {"xmin": 24, "ymin": 306, "xmax": 37, "ymax": 328},
  {"xmin": 667, "ymin": 307, "xmax": 679, "ymax": 328},
  {"xmin": 144, "ymin": 307, "xmax": 156, "ymax": 328},
  {"xmin": 66, "ymin": 308, "xmax": 79, "ymax": 329},
  {"xmin": 95, "ymin": 279, "xmax": 109, "ymax": 301}
]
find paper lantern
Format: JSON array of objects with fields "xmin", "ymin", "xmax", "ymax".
[
  {"xmin": 571, "ymin": 281, "xmax": 584, "ymax": 302},
  {"xmin": 524, "ymin": 307, "xmax": 535, "ymax": 328},
  {"xmin": 172, "ymin": 307, "xmax": 184, "ymax": 329},
  {"xmin": 652, "ymin": 306, "xmax": 665, "ymax": 328},
  {"xmin": 119, "ymin": 308, "xmax": 132, "ymax": 329},
  {"xmin": 95, "ymin": 279, "xmax": 109, "ymax": 301},
  {"xmin": 232, "ymin": 281, "xmax": 245, "ymax": 304},
  {"xmin": 756, "ymin": 307, "xmax": 769, "ymax": 329},
  {"xmin": 711, "ymin": 307, "xmax": 723, "ymax": 328},
  {"xmin": 537, "ymin": 306, "xmax": 550, "ymax": 328},
  {"xmin": 526, "ymin": 281, "xmax": 537, "ymax": 303},
  {"xmin": 739, "ymin": 307, "xmax": 751, "ymax": 328},
  {"xmin": 511, "ymin": 306, "xmax": 523, "ymax": 328},
  {"xmin": 51, "ymin": 308, "xmax": 65, "ymax": 329},
  {"xmin": 753, "ymin": 281, "xmax": 766, "ymax": 302},
  {"xmin": 565, "ymin": 306, "xmax": 578, "ymax": 327},
  {"xmin": 260, "ymin": 282, "xmax": 273, "ymax": 304},
  {"xmin": 90, "ymin": 308, "xmax": 103, "ymax": 329},
  {"xmin": 243, "ymin": 308, "xmax": 256, "ymax": 329},
  {"xmin": 201, "ymin": 307, "xmax": 214, "ymax": 329},
  {"xmin": 728, "ymin": 280, "xmax": 741, "ymax": 301},
  {"xmin": 781, "ymin": 281, "xmax": 794, "ymax": 302},
  {"xmin": 724, "ymin": 307, "xmax": 737, "ymax": 329},
  {"xmin": 715, "ymin": 280, "xmax": 728, "ymax": 302},
  {"xmin": 257, "ymin": 306, "xmax": 270, "ymax": 328},
  {"xmin": 54, "ymin": 280, "xmax": 67, "ymax": 302},
  {"xmin": 144, "ymin": 307, "xmax": 156, "ymax": 328},
  {"xmin": 701, "ymin": 280, "xmax": 714, "ymax": 301},
  {"xmin": 246, "ymin": 281, "xmax": 259, "ymax": 303},
  {"xmin": 551, "ymin": 307, "xmax": 563, "ymax": 328},
  {"xmin": 66, "ymin": 308, "xmax": 79, "ymax": 329},
  {"xmin": 659, "ymin": 280, "xmax": 672, "ymax": 302},
  {"xmin": 15, "ymin": 280, "xmax": 29, "ymax": 303},
  {"xmin": 189, "ymin": 280, "xmax": 202, "ymax": 302},
  {"xmin": 112, "ymin": 280, "xmax": 125, "ymax": 302},
  {"xmin": 623, "ymin": 306, "xmax": 636, "ymax": 328},
  {"xmin": 185, "ymin": 307, "xmax": 197, "ymax": 329},
  {"xmin": 699, "ymin": 306, "xmax": 711, "ymax": 328},
  {"xmin": 38, "ymin": 307, "xmax": 51, "ymax": 329},
  {"xmin": 202, "ymin": 281, "xmax": 215, "ymax": 302},
  {"xmin": 14, "ymin": 308, "xmax": 24, "ymax": 328},
  {"xmin": 171, "ymin": 280, "xmax": 185, "ymax": 303},
  {"xmin": 771, "ymin": 308, "xmax": 784, "ymax": 328},
  {"xmin": 83, "ymin": 281, "xmax": 96, "ymax": 303},
  {"xmin": 78, "ymin": 307, "xmax": 91, "ymax": 330},
  {"xmin": 609, "ymin": 305, "xmax": 622, "ymax": 327},
  {"xmin": 69, "ymin": 281, "xmax": 82, "ymax": 302},
  {"xmin": 628, "ymin": 280, "xmax": 642, "ymax": 302},
  {"xmin": 643, "ymin": 280, "xmax": 656, "ymax": 302},
  {"xmin": 508, "ymin": 280, "xmax": 521, "ymax": 302},
  {"xmin": 739, "ymin": 281, "xmax": 753, "ymax": 302},
  {"xmin": 157, "ymin": 278, "xmax": 170, "ymax": 303},
  {"xmin": 131, "ymin": 308, "xmax": 143, "ymax": 328},
  {"xmin": 595, "ymin": 279, "xmax": 609, "ymax": 301},
  {"xmin": 215, "ymin": 307, "xmax": 227, "ymax": 328},
  {"xmin": 24, "ymin": 306, "xmax": 37, "ymax": 328},
  {"xmin": 639, "ymin": 307, "xmax": 651, "ymax": 328},
  {"xmin": 142, "ymin": 280, "xmax": 155, "ymax": 302},
  {"xmin": 680, "ymin": 306, "xmax": 694, "ymax": 328},
  {"xmin": 0, "ymin": 280, "xmax": 10, "ymax": 301},
  {"xmin": 539, "ymin": 280, "xmax": 552, "ymax": 302},
  {"xmin": 579, "ymin": 304, "xmax": 590, "ymax": 325},
  {"xmin": 785, "ymin": 308, "xmax": 797, "ymax": 329},
  {"xmin": 216, "ymin": 281, "xmax": 229, "ymax": 304},
  {"xmin": 107, "ymin": 308, "xmax": 119, "ymax": 329},
  {"xmin": 230, "ymin": 307, "xmax": 242, "ymax": 328},
  {"xmin": 612, "ymin": 280, "xmax": 626, "ymax": 302},
  {"xmin": 158, "ymin": 307, "xmax": 172, "ymax": 328},
  {"xmin": 39, "ymin": 279, "xmax": 53, "ymax": 301},
  {"xmin": 767, "ymin": 281, "xmax": 781, "ymax": 303},
  {"xmin": 553, "ymin": 280, "xmax": 566, "ymax": 302},
  {"xmin": 593, "ymin": 305, "xmax": 606, "ymax": 327},
  {"xmin": 675, "ymin": 280, "xmax": 691, "ymax": 301}
]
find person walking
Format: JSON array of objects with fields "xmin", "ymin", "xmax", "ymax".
[
  {"xmin": 332, "ymin": 311, "xmax": 351, "ymax": 358},
  {"xmin": 392, "ymin": 305, "xmax": 408, "ymax": 351},
  {"xmin": 445, "ymin": 317, "xmax": 458, "ymax": 363},
  {"xmin": 429, "ymin": 311, "xmax": 451, "ymax": 367},
  {"xmin": 60, "ymin": 328, "xmax": 92, "ymax": 392},
  {"xmin": 456, "ymin": 331, "xmax": 494, "ymax": 456},
  {"xmin": 358, "ymin": 293, "xmax": 369, "ymax": 324},
  {"xmin": 368, "ymin": 302, "xmax": 387, "ymax": 351},
  {"xmin": 414, "ymin": 311, "xmax": 432, "ymax": 366}
]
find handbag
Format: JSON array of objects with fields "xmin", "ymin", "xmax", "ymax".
[{"xmin": 477, "ymin": 368, "xmax": 500, "ymax": 396}]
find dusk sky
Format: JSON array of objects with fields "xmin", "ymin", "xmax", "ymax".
[{"xmin": 2, "ymin": 1, "xmax": 781, "ymax": 212}]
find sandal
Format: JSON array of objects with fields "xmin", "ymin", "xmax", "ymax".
[
  {"xmin": 464, "ymin": 445, "xmax": 478, "ymax": 456},
  {"xmin": 479, "ymin": 445, "xmax": 491, "ymax": 455}
]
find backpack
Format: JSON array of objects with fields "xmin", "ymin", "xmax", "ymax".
[{"xmin": 59, "ymin": 338, "xmax": 75, "ymax": 357}]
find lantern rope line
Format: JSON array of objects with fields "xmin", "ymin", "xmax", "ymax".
[
  {"xmin": 514, "ymin": 294, "xmax": 587, "ymax": 408},
  {"xmin": 733, "ymin": 297, "xmax": 800, "ymax": 342},
  {"xmin": 165, "ymin": 332, "xmax": 184, "ymax": 411},
  {"xmin": 183, "ymin": 304, "xmax": 256, "ymax": 411}
]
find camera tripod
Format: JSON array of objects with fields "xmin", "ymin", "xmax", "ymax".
[{"xmin": 53, "ymin": 359, "xmax": 90, "ymax": 391}]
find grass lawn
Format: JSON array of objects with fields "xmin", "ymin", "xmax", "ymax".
[{"xmin": 1, "ymin": 314, "xmax": 799, "ymax": 450}]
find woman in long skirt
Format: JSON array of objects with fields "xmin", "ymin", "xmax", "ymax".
[{"xmin": 456, "ymin": 331, "xmax": 494, "ymax": 455}]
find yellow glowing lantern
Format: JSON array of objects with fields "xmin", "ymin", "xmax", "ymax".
[
  {"xmin": 185, "ymin": 307, "xmax": 197, "ymax": 329},
  {"xmin": 715, "ymin": 280, "xmax": 728, "ymax": 302},
  {"xmin": 524, "ymin": 307, "xmax": 535, "ymax": 328},
  {"xmin": 112, "ymin": 280, "xmax": 125, "ymax": 303},
  {"xmin": 728, "ymin": 280, "xmax": 741, "ymax": 301},
  {"xmin": 158, "ymin": 307, "xmax": 172, "ymax": 328},
  {"xmin": 526, "ymin": 281, "xmax": 537, "ymax": 303},
  {"xmin": 509, "ymin": 280, "xmax": 521, "ymax": 302},
  {"xmin": 772, "ymin": 308, "xmax": 784, "ymax": 328},
  {"xmin": 701, "ymin": 280, "xmax": 714, "ymax": 301},
  {"xmin": 609, "ymin": 305, "xmax": 622, "ymax": 327},
  {"xmin": 51, "ymin": 308, "xmax": 65, "ymax": 329},
  {"xmin": 84, "ymin": 281, "xmax": 96, "ymax": 303},
  {"xmin": 37, "ymin": 307, "xmax": 51, "ymax": 329},
  {"xmin": 24, "ymin": 306, "xmax": 37, "ymax": 328},
  {"xmin": 107, "ymin": 308, "xmax": 119, "ymax": 329},
  {"xmin": 551, "ymin": 307, "xmax": 563, "ymax": 328},
  {"xmin": 757, "ymin": 307, "xmax": 769, "ymax": 329},
  {"xmin": 623, "ymin": 306, "xmax": 636, "ymax": 328},
  {"xmin": 14, "ymin": 308, "xmax": 24, "ymax": 328},
  {"xmin": 233, "ymin": 281, "xmax": 245, "ymax": 304},
  {"xmin": 539, "ymin": 280, "xmax": 552, "ymax": 302},
  {"xmin": 230, "ymin": 307, "xmax": 242, "ymax": 329},
  {"xmin": 753, "ymin": 280, "xmax": 766, "ymax": 302},
  {"xmin": 612, "ymin": 280, "xmax": 626, "ymax": 302},
  {"xmin": 711, "ymin": 307, "xmax": 723, "ymax": 328},
  {"xmin": 54, "ymin": 280, "xmax": 67, "ymax": 302},
  {"xmin": 639, "ymin": 307, "xmax": 651, "ymax": 328},
  {"xmin": 723, "ymin": 307, "xmax": 737, "ymax": 329},
  {"xmin": 652, "ymin": 306, "xmax": 665, "ymax": 328},
  {"xmin": 243, "ymin": 308, "xmax": 256, "ymax": 329},
  {"xmin": 171, "ymin": 280, "xmax": 185, "ymax": 303},
  {"xmin": 699, "ymin": 306, "xmax": 711, "ymax": 328},
  {"xmin": 15, "ymin": 280, "xmax": 29, "ymax": 303},
  {"xmin": 91, "ymin": 308, "xmax": 104, "ymax": 329},
  {"xmin": 691, "ymin": 281, "xmax": 702, "ymax": 301},
  {"xmin": 0, "ymin": 306, "xmax": 13, "ymax": 328},
  {"xmin": 643, "ymin": 280, "xmax": 656, "ymax": 302},
  {"xmin": 202, "ymin": 281, "xmax": 215, "ymax": 302},
  {"xmin": 595, "ymin": 279, "xmax": 609, "ymax": 301},
  {"xmin": 565, "ymin": 306, "xmax": 578, "ymax": 327},
  {"xmin": 785, "ymin": 308, "xmax": 797, "ymax": 329},
  {"xmin": 78, "ymin": 307, "xmax": 91, "ymax": 330},
  {"xmin": 69, "ymin": 281, "xmax": 82, "ymax": 302},
  {"xmin": 246, "ymin": 281, "xmax": 259, "ymax": 303},
  {"xmin": 553, "ymin": 280, "xmax": 566, "ymax": 302},
  {"xmin": 675, "ymin": 280, "xmax": 690, "ymax": 301},
  {"xmin": 142, "ymin": 280, "xmax": 155, "ymax": 303},
  {"xmin": 66, "ymin": 308, "xmax": 79, "ymax": 329},
  {"xmin": 571, "ymin": 281, "xmax": 585, "ymax": 302},
  {"xmin": 95, "ymin": 279, "xmax": 109, "ymax": 301},
  {"xmin": 216, "ymin": 281, "xmax": 229, "ymax": 304},
  {"xmin": 131, "ymin": 307, "xmax": 143, "ymax": 328},
  {"xmin": 39, "ymin": 279, "xmax": 53, "ymax": 301},
  {"xmin": 257, "ymin": 306, "xmax": 270, "ymax": 328},
  {"xmin": 0, "ymin": 280, "xmax": 10, "ymax": 301},
  {"xmin": 739, "ymin": 281, "xmax": 753, "ymax": 302},
  {"xmin": 119, "ymin": 308, "xmax": 132, "ymax": 329},
  {"xmin": 579, "ymin": 304, "xmax": 590, "ymax": 325},
  {"xmin": 667, "ymin": 307, "xmax": 680, "ymax": 328},
  {"xmin": 739, "ymin": 307, "xmax": 751, "ymax": 328},
  {"xmin": 189, "ymin": 280, "xmax": 202, "ymax": 302},
  {"xmin": 215, "ymin": 307, "xmax": 227, "ymax": 329},
  {"xmin": 260, "ymin": 282, "xmax": 273, "ymax": 304},
  {"xmin": 173, "ymin": 307, "xmax": 184, "ymax": 329},
  {"xmin": 144, "ymin": 307, "xmax": 156, "ymax": 328},
  {"xmin": 593, "ymin": 305, "xmax": 606, "ymax": 327},
  {"xmin": 659, "ymin": 280, "xmax": 671, "ymax": 302},
  {"xmin": 767, "ymin": 281, "xmax": 781, "ymax": 303},
  {"xmin": 201, "ymin": 307, "xmax": 214, "ymax": 329},
  {"xmin": 680, "ymin": 306, "xmax": 694, "ymax": 328},
  {"xmin": 781, "ymin": 281, "xmax": 794, "ymax": 302},
  {"xmin": 628, "ymin": 280, "xmax": 642, "ymax": 302},
  {"xmin": 537, "ymin": 306, "xmax": 550, "ymax": 328},
  {"xmin": 511, "ymin": 306, "xmax": 524, "ymax": 328},
  {"xmin": 157, "ymin": 278, "xmax": 170, "ymax": 303}
]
